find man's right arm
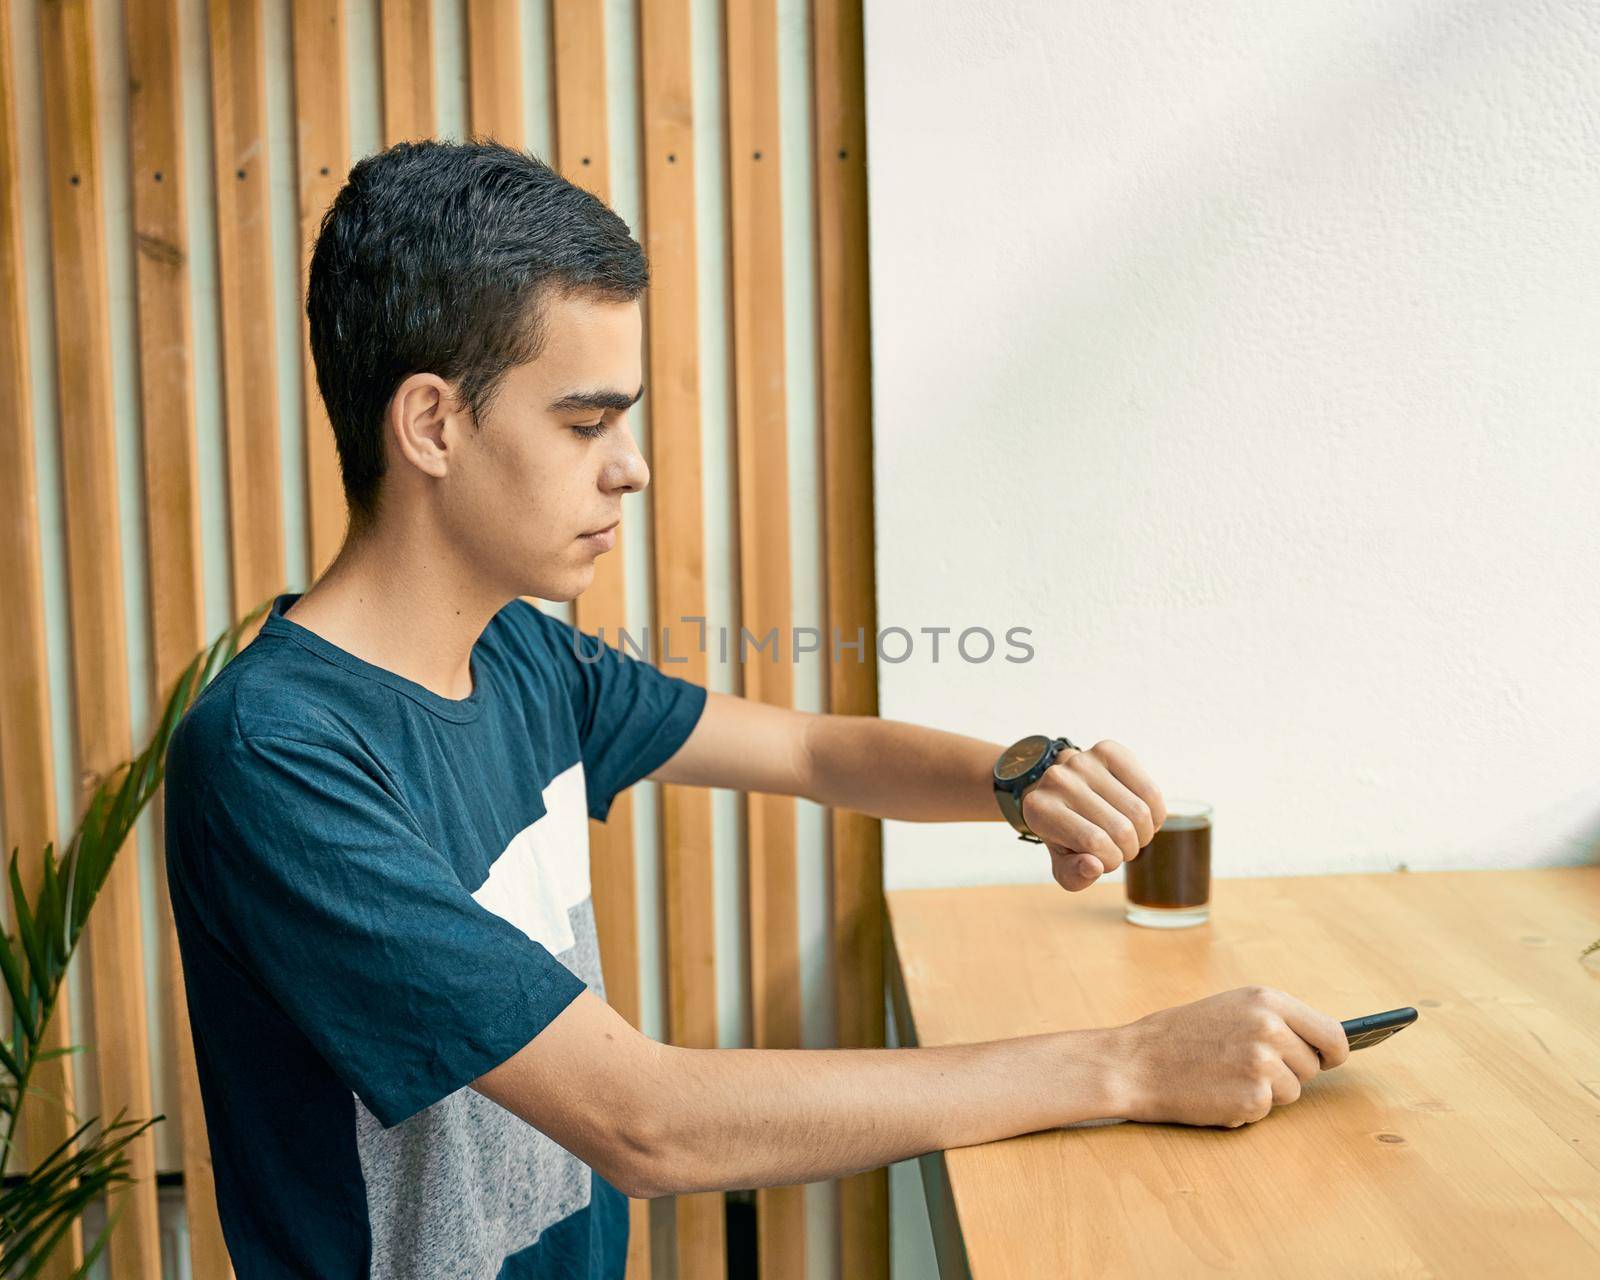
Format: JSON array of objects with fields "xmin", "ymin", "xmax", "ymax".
[{"xmin": 472, "ymin": 984, "xmax": 1350, "ymax": 1199}]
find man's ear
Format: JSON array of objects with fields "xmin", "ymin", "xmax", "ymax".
[{"xmin": 388, "ymin": 372, "xmax": 457, "ymax": 480}]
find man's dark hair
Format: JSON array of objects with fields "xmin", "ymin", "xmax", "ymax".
[{"xmin": 306, "ymin": 139, "xmax": 649, "ymax": 528}]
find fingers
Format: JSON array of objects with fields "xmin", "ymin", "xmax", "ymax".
[
  {"xmin": 1227, "ymin": 1060, "xmax": 1304, "ymax": 1129},
  {"xmin": 1270, "ymin": 990, "xmax": 1351, "ymax": 1069},
  {"xmin": 1276, "ymin": 1033, "xmax": 1323, "ymax": 1086},
  {"xmin": 1022, "ymin": 745, "xmax": 1160, "ymax": 869},
  {"xmin": 1063, "ymin": 750, "xmax": 1158, "ymax": 857},
  {"xmin": 1047, "ymin": 844, "xmax": 1105, "ymax": 892},
  {"xmin": 1267, "ymin": 1060, "xmax": 1303, "ymax": 1108},
  {"xmin": 1093, "ymin": 740, "xmax": 1167, "ymax": 832},
  {"xmin": 1024, "ymin": 787, "xmax": 1126, "ymax": 875}
]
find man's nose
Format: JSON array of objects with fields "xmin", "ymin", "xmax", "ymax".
[{"xmin": 608, "ymin": 420, "xmax": 650, "ymax": 493}]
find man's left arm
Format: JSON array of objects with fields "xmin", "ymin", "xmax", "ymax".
[{"xmin": 647, "ymin": 691, "xmax": 1167, "ymax": 892}]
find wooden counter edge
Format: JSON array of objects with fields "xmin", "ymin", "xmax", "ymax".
[{"xmin": 885, "ymin": 908, "xmax": 975, "ymax": 1280}]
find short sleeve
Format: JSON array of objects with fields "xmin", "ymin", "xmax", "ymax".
[
  {"xmin": 525, "ymin": 606, "xmax": 709, "ymax": 822},
  {"xmin": 198, "ymin": 732, "xmax": 586, "ymax": 1128}
]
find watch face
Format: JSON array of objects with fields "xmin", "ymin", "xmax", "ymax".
[{"xmin": 995, "ymin": 734, "xmax": 1051, "ymax": 783}]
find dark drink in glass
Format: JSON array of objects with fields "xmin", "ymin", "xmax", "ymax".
[{"xmin": 1124, "ymin": 799, "xmax": 1212, "ymax": 928}]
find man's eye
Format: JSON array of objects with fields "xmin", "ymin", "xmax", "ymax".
[{"xmin": 572, "ymin": 420, "xmax": 607, "ymax": 439}]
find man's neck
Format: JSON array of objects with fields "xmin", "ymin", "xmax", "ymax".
[{"xmin": 284, "ymin": 519, "xmax": 509, "ymax": 702}]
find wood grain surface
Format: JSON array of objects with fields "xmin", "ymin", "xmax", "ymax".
[
  {"xmin": 36, "ymin": 2, "xmax": 161, "ymax": 1272},
  {"xmin": 0, "ymin": 8, "xmax": 81, "ymax": 1271},
  {"xmin": 637, "ymin": 0, "xmax": 728, "ymax": 1272},
  {"xmin": 209, "ymin": 0, "xmax": 285, "ymax": 623},
  {"xmin": 125, "ymin": 0, "xmax": 234, "ymax": 1268},
  {"xmin": 887, "ymin": 868, "xmax": 1600, "ymax": 1278},
  {"xmin": 290, "ymin": 0, "xmax": 350, "ymax": 580},
  {"xmin": 813, "ymin": 0, "xmax": 888, "ymax": 1270},
  {"xmin": 724, "ymin": 1, "xmax": 805, "ymax": 1275}
]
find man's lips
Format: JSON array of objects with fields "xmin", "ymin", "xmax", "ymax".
[{"xmin": 580, "ymin": 520, "xmax": 620, "ymax": 538}]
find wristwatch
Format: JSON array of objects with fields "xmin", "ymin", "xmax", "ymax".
[{"xmin": 992, "ymin": 734, "xmax": 1078, "ymax": 843}]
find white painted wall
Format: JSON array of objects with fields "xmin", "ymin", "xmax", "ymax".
[{"xmin": 864, "ymin": 1, "xmax": 1600, "ymax": 1271}]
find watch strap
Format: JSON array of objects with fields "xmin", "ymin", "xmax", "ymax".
[
  {"xmin": 995, "ymin": 785, "xmax": 1042, "ymax": 843},
  {"xmin": 995, "ymin": 735, "xmax": 1079, "ymax": 843}
]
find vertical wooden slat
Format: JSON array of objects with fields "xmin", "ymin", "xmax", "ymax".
[
  {"xmin": 0, "ymin": 7, "xmax": 83, "ymax": 1276},
  {"xmin": 555, "ymin": 0, "xmax": 634, "ymax": 1018},
  {"xmin": 209, "ymin": 0, "xmax": 283, "ymax": 620},
  {"xmin": 549, "ymin": 7, "xmax": 655, "ymax": 1275},
  {"xmin": 638, "ymin": 0, "xmax": 727, "ymax": 1273},
  {"xmin": 123, "ymin": 0, "xmax": 234, "ymax": 1274},
  {"xmin": 36, "ymin": 1, "xmax": 163, "ymax": 1274},
  {"xmin": 812, "ymin": 1, "xmax": 886, "ymax": 1275},
  {"xmin": 379, "ymin": 0, "xmax": 433, "ymax": 145},
  {"xmin": 724, "ymin": 2, "xmax": 804, "ymax": 1275},
  {"xmin": 466, "ymin": 0, "xmax": 521, "ymax": 144},
  {"xmin": 291, "ymin": 0, "xmax": 350, "ymax": 580}
]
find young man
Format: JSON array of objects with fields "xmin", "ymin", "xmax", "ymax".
[{"xmin": 163, "ymin": 140, "xmax": 1349, "ymax": 1279}]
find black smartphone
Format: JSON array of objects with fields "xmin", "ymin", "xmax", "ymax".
[{"xmin": 1340, "ymin": 1006, "xmax": 1418, "ymax": 1053}]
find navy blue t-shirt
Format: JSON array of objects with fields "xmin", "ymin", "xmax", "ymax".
[{"xmin": 163, "ymin": 591, "xmax": 707, "ymax": 1278}]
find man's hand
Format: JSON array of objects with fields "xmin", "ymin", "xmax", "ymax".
[
  {"xmin": 1020, "ymin": 740, "xmax": 1168, "ymax": 893},
  {"xmin": 1107, "ymin": 985, "xmax": 1350, "ymax": 1128}
]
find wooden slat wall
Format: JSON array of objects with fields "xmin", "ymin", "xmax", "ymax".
[
  {"xmin": 638, "ymin": 1, "xmax": 727, "ymax": 1274},
  {"xmin": 35, "ymin": 3, "xmax": 163, "ymax": 1277},
  {"xmin": 0, "ymin": 1, "xmax": 883, "ymax": 1274},
  {"xmin": 547, "ymin": 7, "xmax": 653, "ymax": 1279},
  {"xmin": 723, "ymin": 3, "xmax": 806, "ymax": 1277},
  {"xmin": 209, "ymin": 0, "xmax": 283, "ymax": 625},
  {"xmin": 0, "ymin": 5, "xmax": 82, "ymax": 1275},
  {"xmin": 379, "ymin": 0, "xmax": 433, "ymax": 146},
  {"xmin": 466, "ymin": 0, "xmax": 521, "ymax": 144},
  {"xmin": 552, "ymin": 0, "xmax": 630, "ymax": 1020},
  {"xmin": 812, "ymin": 3, "xmax": 888, "ymax": 1275},
  {"xmin": 123, "ymin": 0, "xmax": 233, "ymax": 1273},
  {"xmin": 292, "ymin": 0, "xmax": 351, "ymax": 579}
]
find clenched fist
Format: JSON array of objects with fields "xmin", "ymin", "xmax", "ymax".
[
  {"xmin": 1101, "ymin": 985, "xmax": 1352, "ymax": 1128},
  {"xmin": 1020, "ymin": 740, "xmax": 1168, "ymax": 892}
]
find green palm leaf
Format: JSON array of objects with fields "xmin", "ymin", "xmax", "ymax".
[{"xmin": 0, "ymin": 1111, "xmax": 159, "ymax": 1272}]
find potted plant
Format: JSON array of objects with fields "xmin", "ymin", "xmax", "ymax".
[{"xmin": 0, "ymin": 600, "xmax": 269, "ymax": 1277}]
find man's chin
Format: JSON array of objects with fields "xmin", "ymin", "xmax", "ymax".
[{"xmin": 519, "ymin": 562, "xmax": 596, "ymax": 605}]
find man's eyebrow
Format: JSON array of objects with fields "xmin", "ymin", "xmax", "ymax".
[{"xmin": 546, "ymin": 384, "xmax": 645, "ymax": 414}]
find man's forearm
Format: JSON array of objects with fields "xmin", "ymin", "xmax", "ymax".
[
  {"xmin": 804, "ymin": 714, "xmax": 1006, "ymax": 823},
  {"xmin": 631, "ymin": 1027, "xmax": 1122, "ymax": 1198}
]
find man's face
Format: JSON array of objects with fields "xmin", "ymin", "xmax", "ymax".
[{"xmin": 439, "ymin": 291, "xmax": 647, "ymax": 602}]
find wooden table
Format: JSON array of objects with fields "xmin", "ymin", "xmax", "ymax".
[{"xmin": 886, "ymin": 868, "xmax": 1600, "ymax": 1278}]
